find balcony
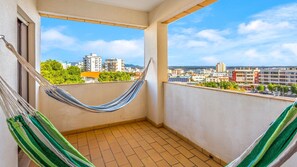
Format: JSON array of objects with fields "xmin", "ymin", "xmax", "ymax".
[
  {"xmin": 36, "ymin": 82, "xmax": 225, "ymax": 167},
  {"xmin": 1, "ymin": 0, "xmax": 297, "ymax": 166},
  {"xmin": 35, "ymin": 82, "xmax": 297, "ymax": 166}
]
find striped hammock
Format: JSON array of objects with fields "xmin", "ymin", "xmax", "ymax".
[
  {"xmin": 0, "ymin": 35, "xmax": 151, "ymax": 112},
  {"xmin": 0, "ymin": 76, "xmax": 94, "ymax": 167},
  {"xmin": 227, "ymin": 104, "xmax": 297, "ymax": 167}
]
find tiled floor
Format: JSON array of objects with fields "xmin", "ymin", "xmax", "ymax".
[{"xmin": 31, "ymin": 121, "xmax": 223, "ymax": 167}]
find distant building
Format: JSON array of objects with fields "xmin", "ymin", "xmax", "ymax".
[
  {"xmin": 216, "ymin": 62, "xmax": 226, "ymax": 72},
  {"xmin": 61, "ymin": 62, "xmax": 71, "ymax": 69},
  {"xmin": 186, "ymin": 70, "xmax": 195, "ymax": 75},
  {"xmin": 259, "ymin": 68, "xmax": 297, "ymax": 85},
  {"xmin": 168, "ymin": 76, "xmax": 191, "ymax": 83},
  {"xmin": 191, "ymin": 75, "xmax": 206, "ymax": 82},
  {"xmin": 172, "ymin": 69, "xmax": 184, "ymax": 76},
  {"xmin": 81, "ymin": 72, "xmax": 100, "ymax": 83},
  {"xmin": 74, "ymin": 62, "xmax": 84, "ymax": 70},
  {"xmin": 231, "ymin": 68, "xmax": 260, "ymax": 84},
  {"xmin": 125, "ymin": 67, "xmax": 141, "ymax": 73},
  {"xmin": 210, "ymin": 72, "xmax": 228, "ymax": 77},
  {"xmin": 104, "ymin": 58, "xmax": 125, "ymax": 72},
  {"xmin": 205, "ymin": 76, "xmax": 229, "ymax": 83},
  {"xmin": 197, "ymin": 68, "xmax": 215, "ymax": 75},
  {"xmin": 168, "ymin": 69, "xmax": 172, "ymax": 74},
  {"xmin": 83, "ymin": 53, "xmax": 102, "ymax": 72}
]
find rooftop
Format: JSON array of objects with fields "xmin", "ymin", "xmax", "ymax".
[{"xmin": 81, "ymin": 72, "xmax": 101, "ymax": 79}]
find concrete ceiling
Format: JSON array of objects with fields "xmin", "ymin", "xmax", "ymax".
[{"xmin": 86, "ymin": 0, "xmax": 165, "ymax": 12}]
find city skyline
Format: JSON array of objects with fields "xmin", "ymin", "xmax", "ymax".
[{"xmin": 41, "ymin": 1, "xmax": 297, "ymax": 66}]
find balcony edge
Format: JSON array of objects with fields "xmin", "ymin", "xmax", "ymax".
[{"xmin": 164, "ymin": 82, "xmax": 295, "ymax": 103}]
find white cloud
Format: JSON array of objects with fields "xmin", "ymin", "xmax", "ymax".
[
  {"xmin": 244, "ymin": 49, "xmax": 259, "ymax": 58},
  {"xmin": 238, "ymin": 20, "xmax": 292, "ymax": 34},
  {"xmin": 201, "ymin": 56, "xmax": 219, "ymax": 64},
  {"xmin": 168, "ymin": 2, "xmax": 297, "ymax": 66},
  {"xmin": 196, "ymin": 29, "xmax": 227, "ymax": 42},
  {"xmin": 41, "ymin": 27, "xmax": 144, "ymax": 62},
  {"xmin": 252, "ymin": 3, "xmax": 297, "ymax": 24},
  {"xmin": 83, "ymin": 39, "xmax": 143, "ymax": 58},
  {"xmin": 185, "ymin": 40, "xmax": 208, "ymax": 48},
  {"xmin": 283, "ymin": 43, "xmax": 297, "ymax": 55},
  {"xmin": 41, "ymin": 27, "xmax": 76, "ymax": 51}
]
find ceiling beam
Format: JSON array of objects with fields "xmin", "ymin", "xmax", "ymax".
[
  {"xmin": 37, "ymin": 0, "xmax": 148, "ymax": 29},
  {"xmin": 149, "ymin": 0, "xmax": 217, "ymax": 24}
]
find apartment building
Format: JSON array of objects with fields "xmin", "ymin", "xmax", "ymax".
[
  {"xmin": 216, "ymin": 62, "xmax": 226, "ymax": 72},
  {"xmin": 171, "ymin": 69, "xmax": 184, "ymax": 76},
  {"xmin": 259, "ymin": 68, "xmax": 297, "ymax": 85},
  {"xmin": 61, "ymin": 62, "xmax": 71, "ymax": 69},
  {"xmin": 104, "ymin": 58, "xmax": 125, "ymax": 72},
  {"xmin": 231, "ymin": 68, "xmax": 260, "ymax": 84},
  {"xmin": 83, "ymin": 53, "xmax": 102, "ymax": 72},
  {"xmin": 206, "ymin": 76, "xmax": 229, "ymax": 82}
]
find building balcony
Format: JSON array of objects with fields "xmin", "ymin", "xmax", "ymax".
[
  {"xmin": 35, "ymin": 81, "xmax": 296, "ymax": 166},
  {"xmin": 1, "ymin": 0, "xmax": 297, "ymax": 166}
]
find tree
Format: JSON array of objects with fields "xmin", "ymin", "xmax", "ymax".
[
  {"xmin": 267, "ymin": 83, "xmax": 274, "ymax": 92},
  {"xmin": 41, "ymin": 60, "xmax": 66, "ymax": 84},
  {"xmin": 98, "ymin": 72, "xmax": 131, "ymax": 82},
  {"xmin": 274, "ymin": 84, "xmax": 281, "ymax": 92},
  {"xmin": 282, "ymin": 85, "xmax": 289, "ymax": 94},
  {"xmin": 41, "ymin": 60, "xmax": 83, "ymax": 84},
  {"xmin": 64, "ymin": 66, "xmax": 84, "ymax": 84},
  {"xmin": 199, "ymin": 81, "xmax": 238, "ymax": 90},
  {"xmin": 291, "ymin": 84, "xmax": 297, "ymax": 94},
  {"xmin": 257, "ymin": 85, "xmax": 265, "ymax": 92}
]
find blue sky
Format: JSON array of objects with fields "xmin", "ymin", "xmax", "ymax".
[{"xmin": 41, "ymin": 0, "xmax": 297, "ymax": 66}]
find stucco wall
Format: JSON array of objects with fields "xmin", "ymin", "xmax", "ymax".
[
  {"xmin": 39, "ymin": 82, "xmax": 147, "ymax": 132},
  {"xmin": 0, "ymin": 0, "xmax": 40, "ymax": 166},
  {"xmin": 164, "ymin": 83, "xmax": 296, "ymax": 165}
]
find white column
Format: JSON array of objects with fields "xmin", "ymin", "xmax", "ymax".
[{"xmin": 144, "ymin": 22, "xmax": 168, "ymax": 126}]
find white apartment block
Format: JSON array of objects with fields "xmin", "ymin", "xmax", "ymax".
[
  {"xmin": 75, "ymin": 62, "xmax": 84, "ymax": 70},
  {"xmin": 61, "ymin": 62, "xmax": 71, "ymax": 69},
  {"xmin": 216, "ymin": 62, "xmax": 226, "ymax": 72},
  {"xmin": 259, "ymin": 68, "xmax": 297, "ymax": 85},
  {"xmin": 83, "ymin": 53, "xmax": 102, "ymax": 72},
  {"xmin": 104, "ymin": 58, "xmax": 125, "ymax": 72}
]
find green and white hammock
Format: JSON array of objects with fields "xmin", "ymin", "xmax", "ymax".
[
  {"xmin": 227, "ymin": 104, "xmax": 297, "ymax": 167},
  {"xmin": 0, "ymin": 76, "xmax": 94, "ymax": 167}
]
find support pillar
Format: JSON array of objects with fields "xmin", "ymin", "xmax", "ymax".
[{"xmin": 144, "ymin": 22, "xmax": 168, "ymax": 126}]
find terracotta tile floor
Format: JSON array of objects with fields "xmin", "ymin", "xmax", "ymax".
[{"xmin": 31, "ymin": 121, "xmax": 223, "ymax": 167}]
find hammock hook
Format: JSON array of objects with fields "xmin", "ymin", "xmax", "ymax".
[{"xmin": 0, "ymin": 35, "xmax": 9, "ymax": 45}]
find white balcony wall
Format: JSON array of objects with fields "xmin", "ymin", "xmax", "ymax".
[
  {"xmin": 39, "ymin": 82, "xmax": 147, "ymax": 132},
  {"xmin": 164, "ymin": 83, "xmax": 297, "ymax": 166},
  {"xmin": 0, "ymin": 0, "xmax": 40, "ymax": 166},
  {"xmin": 144, "ymin": 0, "xmax": 206, "ymax": 126}
]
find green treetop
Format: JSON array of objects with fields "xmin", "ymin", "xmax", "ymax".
[
  {"xmin": 98, "ymin": 71, "xmax": 131, "ymax": 82},
  {"xmin": 41, "ymin": 60, "xmax": 83, "ymax": 84}
]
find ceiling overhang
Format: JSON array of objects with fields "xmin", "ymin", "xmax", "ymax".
[{"xmin": 37, "ymin": 0, "xmax": 217, "ymax": 29}]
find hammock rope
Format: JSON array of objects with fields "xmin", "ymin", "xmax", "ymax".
[{"xmin": 0, "ymin": 35, "xmax": 152, "ymax": 112}]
